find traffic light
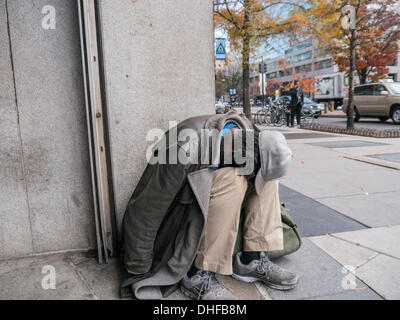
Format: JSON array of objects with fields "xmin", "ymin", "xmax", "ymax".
[{"xmin": 258, "ymin": 62, "xmax": 267, "ymax": 74}]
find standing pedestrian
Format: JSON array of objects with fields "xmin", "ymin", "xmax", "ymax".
[{"xmin": 288, "ymin": 81, "xmax": 304, "ymax": 127}]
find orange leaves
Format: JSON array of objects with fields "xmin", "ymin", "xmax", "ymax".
[
  {"xmin": 213, "ymin": 0, "xmax": 304, "ymax": 50},
  {"xmin": 309, "ymin": 0, "xmax": 400, "ymax": 83}
]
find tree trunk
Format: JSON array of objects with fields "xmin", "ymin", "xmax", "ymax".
[
  {"xmin": 346, "ymin": 29, "xmax": 356, "ymax": 130},
  {"xmin": 242, "ymin": 0, "xmax": 251, "ymax": 121},
  {"xmin": 242, "ymin": 37, "xmax": 251, "ymax": 121},
  {"xmin": 359, "ymin": 69, "xmax": 367, "ymax": 84}
]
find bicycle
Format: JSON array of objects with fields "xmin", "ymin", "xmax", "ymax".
[
  {"xmin": 299, "ymin": 110, "xmax": 316, "ymax": 126},
  {"xmin": 263, "ymin": 97, "xmax": 290, "ymax": 127},
  {"xmin": 255, "ymin": 106, "xmax": 268, "ymax": 125}
]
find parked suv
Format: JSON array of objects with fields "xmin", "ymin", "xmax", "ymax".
[{"xmin": 343, "ymin": 82, "xmax": 400, "ymax": 124}]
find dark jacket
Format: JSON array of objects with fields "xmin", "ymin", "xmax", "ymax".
[
  {"xmin": 290, "ymin": 87, "xmax": 304, "ymax": 107},
  {"xmin": 121, "ymin": 112, "xmax": 254, "ymax": 299}
]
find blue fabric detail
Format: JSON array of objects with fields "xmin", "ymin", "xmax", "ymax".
[
  {"xmin": 221, "ymin": 122, "xmax": 238, "ymax": 139},
  {"xmin": 214, "ymin": 122, "xmax": 238, "ymax": 171}
]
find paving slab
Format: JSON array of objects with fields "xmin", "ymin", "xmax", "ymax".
[
  {"xmin": 279, "ymin": 185, "xmax": 367, "ymax": 237},
  {"xmin": 0, "ymin": 254, "xmax": 93, "ymax": 300},
  {"xmin": 288, "ymin": 155, "xmax": 388, "ymax": 176},
  {"xmin": 165, "ymin": 274, "xmax": 266, "ymax": 300},
  {"xmin": 281, "ymin": 168, "xmax": 400, "ymax": 199},
  {"xmin": 308, "ymin": 140, "xmax": 388, "ymax": 148},
  {"xmin": 264, "ymin": 239, "xmax": 381, "ymax": 300},
  {"xmin": 356, "ymin": 254, "xmax": 400, "ymax": 300},
  {"xmin": 310, "ymin": 235, "xmax": 378, "ymax": 269},
  {"xmin": 70, "ymin": 256, "xmax": 124, "ymax": 300},
  {"xmin": 285, "ymin": 147, "xmax": 339, "ymax": 161},
  {"xmin": 335, "ymin": 144, "xmax": 400, "ymax": 157},
  {"xmin": 332, "ymin": 226, "xmax": 400, "ymax": 259},
  {"xmin": 217, "ymin": 275, "xmax": 266, "ymax": 300},
  {"xmin": 368, "ymin": 153, "xmax": 400, "ymax": 164},
  {"xmin": 343, "ymin": 154, "xmax": 400, "ymax": 171},
  {"xmin": 319, "ymin": 192, "xmax": 400, "ymax": 227},
  {"xmin": 308, "ymin": 289, "xmax": 383, "ymax": 300},
  {"xmin": 283, "ymin": 132, "xmax": 338, "ymax": 140}
]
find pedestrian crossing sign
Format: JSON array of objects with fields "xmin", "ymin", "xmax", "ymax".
[
  {"xmin": 215, "ymin": 38, "xmax": 226, "ymax": 61},
  {"xmin": 216, "ymin": 43, "xmax": 225, "ymax": 54}
]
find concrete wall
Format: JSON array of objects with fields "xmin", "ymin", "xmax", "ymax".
[
  {"xmin": 1, "ymin": 0, "xmax": 215, "ymax": 259},
  {"xmin": 98, "ymin": 0, "xmax": 215, "ymax": 231},
  {"xmin": 0, "ymin": 0, "xmax": 95, "ymax": 259}
]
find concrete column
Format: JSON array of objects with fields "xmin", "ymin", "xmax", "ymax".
[
  {"xmin": 98, "ymin": 0, "xmax": 215, "ymax": 231},
  {"xmin": 0, "ymin": 0, "xmax": 33, "ymax": 259}
]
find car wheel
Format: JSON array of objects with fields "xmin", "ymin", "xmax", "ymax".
[
  {"xmin": 353, "ymin": 107, "xmax": 360, "ymax": 122},
  {"xmin": 378, "ymin": 117, "xmax": 389, "ymax": 122},
  {"xmin": 391, "ymin": 107, "xmax": 400, "ymax": 124}
]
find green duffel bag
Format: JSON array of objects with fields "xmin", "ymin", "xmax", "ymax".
[{"xmin": 233, "ymin": 204, "xmax": 301, "ymax": 260}]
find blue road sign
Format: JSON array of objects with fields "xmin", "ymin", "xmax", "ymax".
[{"xmin": 215, "ymin": 38, "xmax": 226, "ymax": 61}]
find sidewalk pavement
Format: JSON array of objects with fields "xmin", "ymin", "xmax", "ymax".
[{"xmin": 1, "ymin": 126, "xmax": 399, "ymax": 300}]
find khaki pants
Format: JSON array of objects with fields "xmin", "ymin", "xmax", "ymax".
[{"xmin": 194, "ymin": 167, "xmax": 284, "ymax": 275}]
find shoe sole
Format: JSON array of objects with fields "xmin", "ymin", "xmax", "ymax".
[{"xmin": 232, "ymin": 273, "xmax": 297, "ymax": 291}]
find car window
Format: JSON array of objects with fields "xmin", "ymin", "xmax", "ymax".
[
  {"xmin": 372, "ymin": 85, "xmax": 386, "ymax": 95},
  {"xmin": 387, "ymin": 83, "xmax": 400, "ymax": 94},
  {"xmin": 304, "ymin": 97, "xmax": 313, "ymax": 103},
  {"xmin": 354, "ymin": 86, "xmax": 364, "ymax": 95},
  {"xmin": 355, "ymin": 85, "xmax": 373, "ymax": 96}
]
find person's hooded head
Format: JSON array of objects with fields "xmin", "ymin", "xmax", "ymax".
[{"xmin": 254, "ymin": 131, "xmax": 293, "ymax": 195}]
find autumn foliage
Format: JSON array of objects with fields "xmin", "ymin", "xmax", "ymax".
[{"xmin": 327, "ymin": 0, "xmax": 400, "ymax": 84}]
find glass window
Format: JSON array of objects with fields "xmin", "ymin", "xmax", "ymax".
[
  {"xmin": 295, "ymin": 39, "xmax": 312, "ymax": 51},
  {"xmin": 387, "ymin": 83, "xmax": 400, "ymax": 94},
  {"xmin": 314, "ymin": 59, "xmax": 332, "ymax": 70},
  {"xmin": 355, "ymin": 85, "xmax": 373, "ymax": 96},
  {"xmin": 354, "ymin": 86, "xmax": 362, "ymax": 95},
  {"xmin": 292, "ymin": 51, "xmax": 312, "ymax": 63},
  {"xmin": 295, "ymin": 63, "xmax": 312, "ymax": 73},
  {"xmin": 284, "ymin": 48, "xmax": 293, "ymax": 55},
  {"xmin": 372, "ymin": 85, "xmax": 386, "ymax": 95}
]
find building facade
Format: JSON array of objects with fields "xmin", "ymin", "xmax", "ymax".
[{"xmin": 252, "ymin": 38, "xmax": 400, "ymax": 105}]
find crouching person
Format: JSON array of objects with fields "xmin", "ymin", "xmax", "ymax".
[{"xmin": 121, "ymin": 112, "xmax": 298, "ymax": 300}]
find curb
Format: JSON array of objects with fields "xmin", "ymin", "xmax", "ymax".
[
  {"xmin": 343, "ymin": 155, "xmax": 400, "ymax": 171},
  {"xmin": 319, "ymin": 115, "xmax": 346, "ymax": 118},
  {"xmin": 300, "ymin": 123, "xmax": 400, "ymax": 138}
]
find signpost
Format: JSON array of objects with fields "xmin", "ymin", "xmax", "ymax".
[
  {"xmin": 215, "ymin": 38, "xmax": 226, "ymax": 61},
  {"xmin": 259, "ymin": 58, "xmax": 267, "ymax": 107}
]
